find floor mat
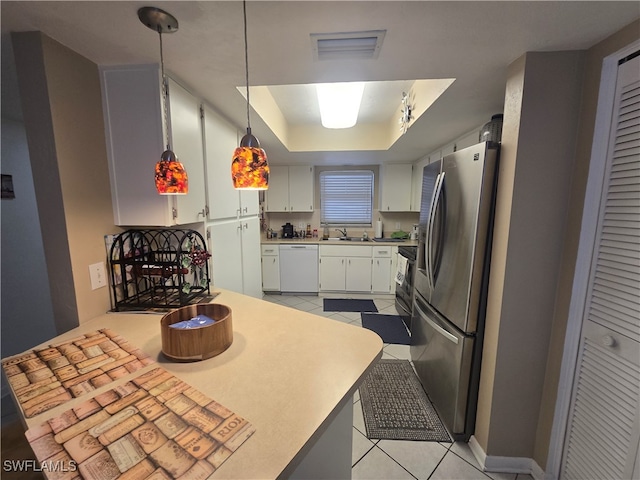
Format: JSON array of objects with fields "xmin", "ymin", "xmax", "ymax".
[
  {"xmin": 323, "ymin": 298, "xmax": 378, "ymax": 312},
  {"xmin": 361, "ymin": 313, "xmax": 410, "ymax": 345},
  {"xmin": 358, "ymin": 359, "xmax": 451, "ymax": 442}
]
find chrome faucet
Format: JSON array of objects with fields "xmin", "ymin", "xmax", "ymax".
[{"xmin": 335, "ymin": 228, "xmax": 348, "ymax": 238}]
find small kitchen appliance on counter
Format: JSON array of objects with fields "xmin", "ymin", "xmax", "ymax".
[
  {"xmin": 411, "ymin": 224, "xmax": 419, "ymax": 240},
  {"xmin": 282, "ymin": 222, "xmax": 294, "ymax": 238}
]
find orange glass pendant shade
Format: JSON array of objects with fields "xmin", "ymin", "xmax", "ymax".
[
  {"xmin": 232, "ymin": 146, "xmax": 269, "ymax": 190},
  {"xmin": 155, "ymin": 149, "xmax": 188, "ymax": 194},
  {"xmin": 232, "ymin": 2, "xmax": 269, "ymax": 191},
  {"xmin": 138, "ymin": 7, "xmax": 188, "ymax": 196}
]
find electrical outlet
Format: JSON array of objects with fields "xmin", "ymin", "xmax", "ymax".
[{"xmin": 89, "ymin": 262, "xmax": 107, "ymax": 290}]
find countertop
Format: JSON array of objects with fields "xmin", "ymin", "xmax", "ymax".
[
  {"xmin": 6, "ymin": 289, "xmax": 383, "ymax": 479},
  {"xmin": 262, "ymin": 237, "xmax": 419, "ymax": 247}
]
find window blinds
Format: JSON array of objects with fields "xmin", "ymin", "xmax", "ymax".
[{"xmin": 320, "ymin": 170, "xmax": 374, "ymax": 225}]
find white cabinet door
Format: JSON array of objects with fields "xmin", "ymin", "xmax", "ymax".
[
  {"xmin": 319, "ymin": 256, "xmax": 346, "ymax": 291},
  {"xmin": 265, "ymin": 165, "xmax": 314, "ymax": 212},
  {"xmin": 261, "ymin": 255, "xmax": 280, "ymax": 291},
  {"xmin": 208, "ymin": 220, "xmax": 244, "ymax": 293},
  {"xmin": 203, "ymin": 105, "xmax": 259, "ymax": 221},
  {"xmin": 240, "ymin": 217, "xmax": 262, "ymax": 298},
  {"xmin": 168, "ymin": 78, "xmax": 206, "ymax": 224},
  {"xmin": 372, "ymin": 257, "xmax": 393, "ymax": 293},
  {"xmin": 379, "ymin": 164, "xmax": 413, "ymax": 212},
  {"xmin": 203, "ymin": 104, "xmax": 240, "ymax": 220},
  {"xmin": 240, "ymin": 190, "xmax": 259, "ymax": 217},
  {"xmin": 208, "ymin": 218, "xmax": 262, "ymax": 298},
  {"xmin": 289, "ymin": 166, "xmax": 314, "ymax": 212},
  {"xmin": 100, "ymin": 65, "xmax": 207, "ymax": 226},
  {"xmin": 100, "ymin": 64, "xmax": 173, "ymax": 226},
  {"xmin": 261, "ymin": 245, "xmax": 280, "ymax": 292},
  {"xmin": 265, "ymin": 165, "xmax": 289, "ymax": 212},
  {"xmin": 346, "ymin": 257, "xmax": 372, "ymax": 292}
]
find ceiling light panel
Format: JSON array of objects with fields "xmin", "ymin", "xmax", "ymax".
[
  {"xmin": 316, "ymin": 82, "xmax": 365, "ymax": 129},
  {"xmin": 311, "ymin": 30, "xmax": 386, "ymax": 60}
]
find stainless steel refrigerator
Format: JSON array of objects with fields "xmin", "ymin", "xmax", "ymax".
[{"xmin": 411, "ymin": 141, "xmax": 499, "ymax": 441}]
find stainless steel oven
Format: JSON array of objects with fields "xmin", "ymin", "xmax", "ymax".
[{"xmin": 395, "ymin": 245, "xmax": 417, "ymax": 332}]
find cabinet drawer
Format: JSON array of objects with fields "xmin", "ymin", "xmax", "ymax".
[
  {"xmin": 261, "ymin": 245, "xmax": 279, "ymax": 256},
  {"xmin": 373, "ymin": 247, "xmax": 392, "ymax": 258},
  {"xmin": 320, "ymin": 245, "xmax": 372, "ymax": 257}
]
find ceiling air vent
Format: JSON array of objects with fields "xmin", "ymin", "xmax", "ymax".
[{"xmin": 311, "ymin": 30, "xmax": 386, "ymax": 60}]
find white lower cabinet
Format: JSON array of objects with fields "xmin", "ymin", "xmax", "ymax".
[
  {"xmin": 371, "ymin": 246, "xmax": 396, "ymax": 293},
  {"xmin": 261, "ymin": 245, "xmax": 280, "ymax": 292},
  {"xmin": 208, "ymin": 217, "xmax": 262, "ymax": 298},
  {"xmin": 346, "ymin": 257, "xmax": 372, "ymax": 293},
  {"xmin": 319, "ymin": 256, "xmax": 346, "ymax": 291},
  {"xmin": 319, "ymin": 245, "xmax": 372, "ymax": 293}
]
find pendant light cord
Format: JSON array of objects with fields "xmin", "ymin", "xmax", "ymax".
[
  {"xmin": 243, "ymin": 0, "xmax": 251, "ymax": 132},
  {"xmin": 158, "ymin": 28, "xmax": 171, "ymax": 150}
]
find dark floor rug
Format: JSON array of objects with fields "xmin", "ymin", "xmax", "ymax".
[
  {"xmin": 323, "ymin": 298, "xmax": 378, "ymax": 312},
  {"xmin": 358, "ymin": 359, "xmax": 451, "ymax": 442},
  {"xmin": 361, "ymin": 314, "xmax": 410, "ymax": 345}
]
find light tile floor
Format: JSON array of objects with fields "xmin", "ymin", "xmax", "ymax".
[{"xmin": 263, "ymin": 293, "xmax": 535, "ymax": 480}]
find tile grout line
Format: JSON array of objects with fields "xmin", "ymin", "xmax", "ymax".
[{"xmin": 371, "ymin": 443, "xmax": 420, "ymax": 480}]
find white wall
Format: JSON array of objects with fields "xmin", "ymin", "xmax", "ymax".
[{"xmin": 475, "ymin": 50, "xmax": 585, "ymax": 460}]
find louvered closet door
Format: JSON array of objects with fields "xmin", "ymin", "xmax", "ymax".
[{"xmin": 561, "ymin": 54, "xmax": 640, "ymax": 479}]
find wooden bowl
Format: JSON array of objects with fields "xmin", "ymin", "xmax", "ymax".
[{"xmin": 160, "ymin": 304, "xmax": 233, "ymax": 362}]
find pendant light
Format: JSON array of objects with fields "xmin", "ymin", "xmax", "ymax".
[
  {"xmin": 138, "ymin": 6, "xmax": 189, "ymax": 195},
  {"xmin": 231, "ymin": 0, "xmax": 269, "ymax": 190}
]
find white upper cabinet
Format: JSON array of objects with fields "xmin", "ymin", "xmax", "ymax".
[
  {"xmin": 288, "ymin": 166, "xmax": 314, "ymax": 212},
  {"xmin": 202, "ymin": 104, "xmax": 258, "ymax": 221},
  {"xmin": 265, "ymin": 165, "xmax": 314, "ymax": 212},
  {"xmin": 379, "ymin": 164, "xmax": 413, "ymax": 212},
  {"xmin": 265, "ymin": 165, "xmax": 290, "ymax": 212},
  {"xmin": 100, "ymin": 64, "xmax": 206, "ymax": 226},
  {"xmin": 167, "ymin": 78, "xmax": 207, "ymax": 224}
]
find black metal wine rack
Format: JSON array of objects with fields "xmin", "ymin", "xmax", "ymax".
[{"xmin": 108, "ymin": 229, "xmax": 211, "ymax": 311}]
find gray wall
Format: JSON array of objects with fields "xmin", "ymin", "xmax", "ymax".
[{"xmin": 0, "ymin": 35, "xmax": 56, "ymax": 402}]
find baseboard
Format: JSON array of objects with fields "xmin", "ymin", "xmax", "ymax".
[{"xmin": 468, "ymin": 436, "xmax": 545, "ymax": 480}]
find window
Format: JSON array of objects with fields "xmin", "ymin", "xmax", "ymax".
[{"xmin": 320, "ymin": 170, "xmax": 374, "ymax": 225}]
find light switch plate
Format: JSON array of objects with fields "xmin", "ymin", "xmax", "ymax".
[{"xmin": 89, "ymin": 262, "xmax": 107, "ymax": 290}]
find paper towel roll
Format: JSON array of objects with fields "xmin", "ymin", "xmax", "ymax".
[{"xmin": 375, "ymin": 220, "xmax": 383, "ymax": 238}]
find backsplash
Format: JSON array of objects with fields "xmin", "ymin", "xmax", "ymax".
[{"xmin": 263, "ymin": 209, "xmax": 419, "ymax": 239}]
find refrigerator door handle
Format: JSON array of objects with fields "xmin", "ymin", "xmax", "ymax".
[
  {"xmin": 414, "ymin": 298, "xmax": 459, "ymax": 345},
  {"xmin": 425, "ymin": 173, "xmax": 439, "ymax": 290},
  {"xmin": 426, "ymin": 172, "xmax": 445, "ymax": 291}
]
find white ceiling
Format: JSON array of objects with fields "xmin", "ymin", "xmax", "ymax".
[{"xmin": 2, "ymin": 1, "xmax": 638, "ymax": 166}]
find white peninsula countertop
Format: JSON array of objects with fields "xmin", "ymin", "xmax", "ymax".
[{"xmin": 6, "ymin": 289, "xmax": 383, "ymax": 479}]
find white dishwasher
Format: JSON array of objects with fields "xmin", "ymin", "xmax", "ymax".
[{"xmin": 279, "ymin": 244, "xmax": 319, "ymax": 293}]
